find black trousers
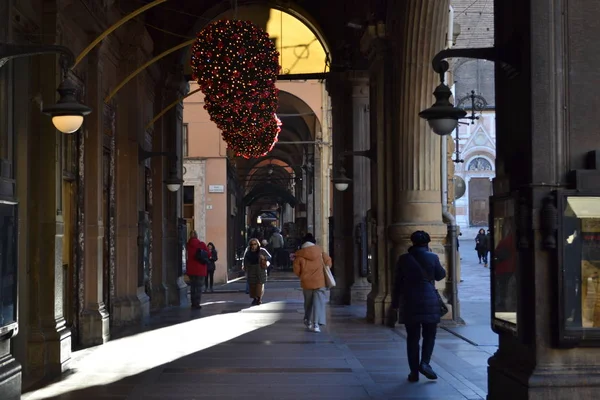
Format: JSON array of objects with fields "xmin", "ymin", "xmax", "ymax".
[
  {"xmin": 205, "ymin": 270, "xmax": 214, "ymax": 289},
  {"xmin": 189, "ymin": 275, "xmax": 203, "ymax": 306},
  {"xmin": 477, "ymin": 249, "xmax": 488, "ymax": 263},
  {"xmin": 405, "ymin": 322, "xmax": 437, "ymax": 373}
]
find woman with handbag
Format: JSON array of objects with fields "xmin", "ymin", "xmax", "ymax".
[
  {"xmin": 293, "ymin": 233, "xmax": 332, "ymax": 333},
  {"xmin": 205, "ymin": 242, "xmax": 218, "ymax": 292},
  {"xmin": 242, "ymin": 238, "xmax": 271, "ymax": 305},
  {"xmin": 391, "ymin": 230, "xmax": 447, "ymax": 382}
]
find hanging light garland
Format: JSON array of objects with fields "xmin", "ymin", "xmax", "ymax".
[
  {"xmin": 191, "ymin": 19, "xmax": 281, "ymax": 158},
  {"xmin": 222, "ymin": 115, "xmax": 282, "ymax": 159}
]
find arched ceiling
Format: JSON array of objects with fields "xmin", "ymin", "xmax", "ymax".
[
  {"xmin": 181, "ymin": 5, "xmax": 330, "ymax": 76},
  {"xmin": 235, "ymin": 88, "xmax": 318, "ymax": 203},
  {"xmin": 129, "ymin": 0, "xmax": 370, "ymax": 76},
  {"xmin": 125, "ymin": 0, "xmax": 369, "ymax": 210}
]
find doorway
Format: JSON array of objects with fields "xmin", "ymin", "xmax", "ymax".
[{"xmin": 469, "ymin": 177, "xmax": 492, "ymax": 226}]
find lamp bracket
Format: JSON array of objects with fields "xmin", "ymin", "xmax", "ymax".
[
  {"xmin": 0, "ymin": 43, "xmax": 75, "ymax": 75},
  {"xmin": 339, "ymin": 148, "xmax": 376, "ymax": 162},
  {"xmin": 138, "ymin": 145, "xmax": 177, "ymax": 164},
  {"xmin": 432, "ymin": 47, "xmax": 519, "ymax": 81}
]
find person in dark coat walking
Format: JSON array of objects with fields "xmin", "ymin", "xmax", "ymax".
[
  {"xmin": 242, "ymin": 238, "xmax": 272, "ymax": 305},
  {"xmin": 475, "ymin": 228, "xmax": 489, "ymax": 266},
  {"xmin": 205, "ymin": 242, "xmax": 218, "ymax": 292},
  {"xmin": 391, "ymin": 230, "xmax": 447, "ymax": 382}
]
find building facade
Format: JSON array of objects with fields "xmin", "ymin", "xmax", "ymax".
[{"xmin": 449, "ymin": 0, "xmax": 496, "ymax": 232}]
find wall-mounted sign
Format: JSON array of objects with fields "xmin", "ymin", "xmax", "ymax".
[{"xmin": 209, "ymin": 184, "xmax": 225, "ymax": 193}]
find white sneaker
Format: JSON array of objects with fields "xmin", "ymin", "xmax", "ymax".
[{"xmin": 312, "ymin": 324, "xmax": 321, "ymax": 333}]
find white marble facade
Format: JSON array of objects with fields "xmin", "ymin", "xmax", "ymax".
[{"xmin": 453, "ymin": 109, "xmax": 496, "ymax": 230}]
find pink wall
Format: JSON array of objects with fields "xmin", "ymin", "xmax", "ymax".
[
  {"xmin": 185, "ymin": 82, "xmax": 228, "ymax": 159},
  {"xmin": 277, "ymin": 81, "xmax": 323, "ymax": 127},
  {"xmin": 184, "ymin": 82, "xmax": 230, "ymax": 282},
  {"xmin": 203, "ymin": 158, "xmax": 228, "ymax": 283}
]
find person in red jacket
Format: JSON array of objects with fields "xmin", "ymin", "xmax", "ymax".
[{"xmin": 186, "ymin": 231, "xmax": 210, "ymax": 309}]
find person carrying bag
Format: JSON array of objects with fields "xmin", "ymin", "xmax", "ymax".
[
  {"xmin": 293, "ymin": 233, "xmax": 332, "ymax": 333},
  {"xmin": 390, "ymin": 230, "xmax": 447, "ymax": 383}
]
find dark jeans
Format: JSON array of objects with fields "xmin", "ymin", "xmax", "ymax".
[
  {"xmin": 405, "ymin": 322, "xmax": 437, "ymax": 373},
  {"xmin": 205, "ymin": 270, "xmax": 214, "ymax": 289},
  {"xmin": 190, "ymin": 275, "xmax": 203, "ymax": 306},
  {"xmin": 477, "ymin": 250, "xmax": 488, "ymax": 263}
]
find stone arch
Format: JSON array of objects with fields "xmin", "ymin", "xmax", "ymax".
[
  {"xmin": 463, "ymin": 152, "xmax": 495, "ymax": 172},
  {"xmin": 181, "ymin": 2, "xmax": 332, "ymax": 76},
  {"xmin": 467, "ymin": 156, "xmax": 493, "ymax": 172}
]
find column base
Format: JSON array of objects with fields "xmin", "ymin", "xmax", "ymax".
[
  {"xmin": 112, "ymin": 291, "xmax": 149, "ymax": 327},
  {"xmin": 27, "ymin": 319, "xmax": 71, "ymax": 381},
  {"xmin": 0, "ymin": 338, "xmax": 21, "ymax": 400},
  {"xmin": 350, "ymin": 277, "xmax": 371, "ymax": 304},
  {"xmin": 488, "ymin": 356, "xmax": 600, "ymax": 399},
  {"xmin": 367, "ymin": 289, "xmax": 389, "ymax": 324},
  {"xmin": 151, "ymin": 283, "xmax": 169, "ymax": 310},
  {"xmin": 80, "ymin": 303, "xmax": 110, "ymax": 347},
  {"xmin": 137, "ymin": 287, "xmax": 150, "ymax": 323},
  {"xmin": 168, "ymin": 276, "xmax": 189, "ymax": 307}
]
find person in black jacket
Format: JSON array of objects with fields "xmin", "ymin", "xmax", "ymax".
[
  {"xmin": 392, "ymin": 230, "xmax": 447, "ymax": 382},
  {"xmin": 205, "ymin": 242, "xmax": 218, "ymax": 292},
  {"xmin": 475, "ymin": 228, "xmax": 489, "ymax": 266}
]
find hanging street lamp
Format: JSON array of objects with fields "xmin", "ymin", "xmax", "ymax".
[
  {"xmin": 331, "ymin": 149, "xmax": 376, "ymax": 192},
  {"xmin": 332, "ymin": 165, "xmax": 352, "ymax": 192},
  {"xmin": 42, "ymin": 77, "xmax": 92, "ymax": 133},
  {"xmin": 0, "ymin": 44, "xmax": 92, "ymax": 133},
  {"xmin": 418, "ymin": 60, "xmax": 466, "ymax": 136}
]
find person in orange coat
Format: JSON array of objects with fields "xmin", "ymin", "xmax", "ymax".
[
  {"xmin": 186, "ymin": 231, "xmax": 209, "ymax": 309},
  {"xmin": 293, "ymin": 233, "xmax": 332, "ymax": 333}
]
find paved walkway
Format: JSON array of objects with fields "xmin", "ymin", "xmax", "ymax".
[{"xmin": 22, "ymin": 244, "xmax": 495, "ymax": 400}]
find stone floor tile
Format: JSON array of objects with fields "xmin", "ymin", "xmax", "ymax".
[{"xmin": 23, "ymin": 251, "xmax": 498, "ymax": 400}]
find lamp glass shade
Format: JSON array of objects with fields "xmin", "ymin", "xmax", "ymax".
[
  {"xmin": 52, "ymin": 115, "xmax": 84, "ymax": 134},
  {"xmin": 257, "ymin": 216, "xmax": 262, "ymax": 224},
  {"xmin": 166, "ymin": 183, "xmax": 181, "ymax": 192},
  {"xmin": 335, "ymin": 182, "xmax": 349, "ymax": 192},
  {"xmin": 428, "ymin": 117, "xmax": 458, "ymax": 136}
]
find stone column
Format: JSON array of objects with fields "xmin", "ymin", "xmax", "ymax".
[
  {"xmin": 386, "ymin": 0, "xmax": 449, "ymax": 307},
  {"xmin": 488, "ymin": 0, "xmax": 600, "ymax": 398},
  {"xmin": 149, "ymin": 84, "xmax": 169, "ymax": 310},
  {"xmin": 164, "ymin": 67, "xmax": 188, "ymax": 306},
  {"xmin": 349, "ymin": 73, "xmax": 372, "ymax": 303},
  {"xmin": 361, "ymin": 30, "xmax": 393, "ymax": 323},
  {"xmin": 26, "ymin": 47, "xmax": 72, "ymax": 379},
  {"xmin": 80, "ymin": 46, "xmax": 110, "ymax": 346},
  {"xmin": 327, "ymin": 72, "xmax": 354, "ymax": 305},
  {"xmin": 112, "ymin": 32, "xmax": 149, "ymax": 325}
]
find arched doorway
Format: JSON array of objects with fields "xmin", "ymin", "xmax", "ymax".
[{"xmin": 466, "ymin": 156, "xmax": 493, "ymax": 226}]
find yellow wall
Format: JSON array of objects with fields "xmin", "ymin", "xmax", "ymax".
[{"xmin": 184, "ymin": 6, "xmax": 328, "ymax": 76}]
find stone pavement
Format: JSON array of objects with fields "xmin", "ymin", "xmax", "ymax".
[{"xmin": 22, "ymin": 246, "xmax": 495, "ymax": 400}]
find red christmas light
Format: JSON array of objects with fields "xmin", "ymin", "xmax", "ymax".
[{"xmin": 191, "ymin": 19, "xmax": 281, "ymax": 158}]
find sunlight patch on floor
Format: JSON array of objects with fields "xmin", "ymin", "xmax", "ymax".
[{"xmin": 22, "ymin": 302, "xmax": 287, "ymax": 400}]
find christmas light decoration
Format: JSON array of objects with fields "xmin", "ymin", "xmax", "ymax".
[
  {"xmin": 222, "ymin": 114, "xmax": 282, "ymax": 158},
  {"xmin": 191, "ymin": 19, "xmax": 281, "ymax": 158}
]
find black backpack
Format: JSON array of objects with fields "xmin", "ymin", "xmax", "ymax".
[{"xmin": 195, "ymin": 248, "xmax": 209, "ymax": 264}]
